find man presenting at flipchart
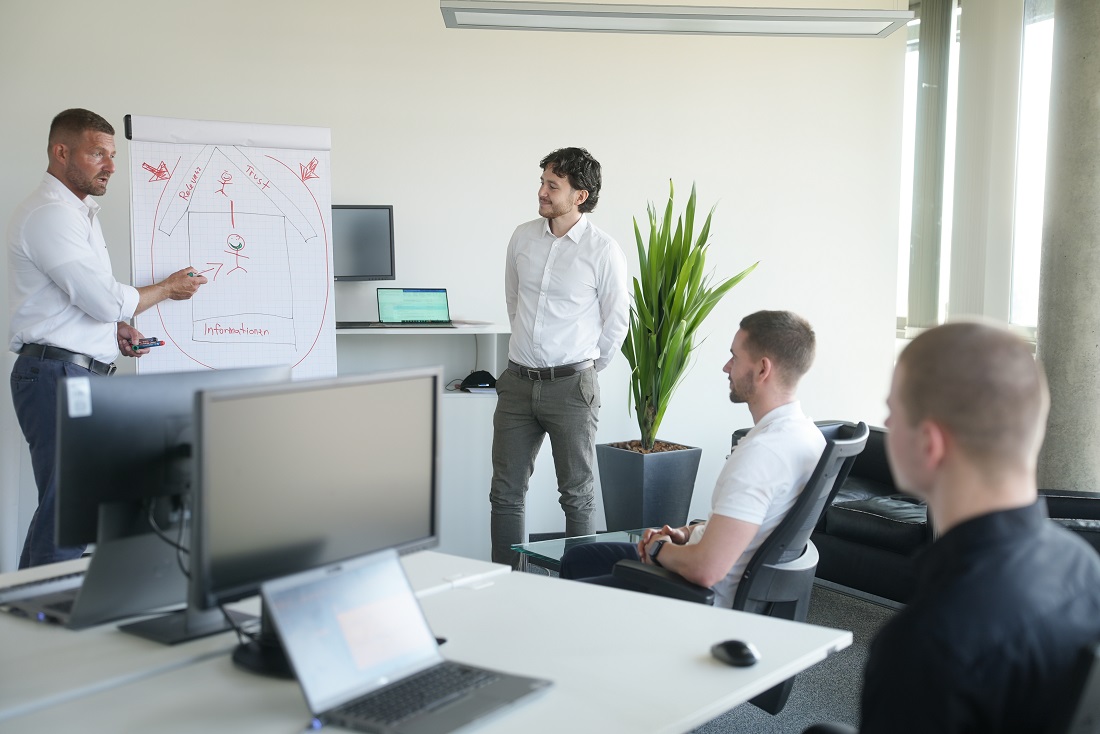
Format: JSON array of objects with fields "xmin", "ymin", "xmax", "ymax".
[
  {"xmin": 9, "ymin": 108, "xmax": 206, "ymax": 568},
  {"xmin": 490, "ymin": 147, "xmax": 629, "ymax": 567}
]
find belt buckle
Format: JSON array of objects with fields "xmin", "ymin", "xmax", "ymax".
[
  {"xmin": 106, "ymin": 363, "xmax": 117, "ymax": 376},
  {"xmin": 526, "ymin": 368, "xmax": 541, "ymax": 381}
]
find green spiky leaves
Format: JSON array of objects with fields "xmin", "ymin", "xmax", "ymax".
[{"xmin": 622, "ymin": 181, "xmax": 758, "ymax": 450}]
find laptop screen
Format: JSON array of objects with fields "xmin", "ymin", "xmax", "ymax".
[
  {"xmin": 377, "ymin": 288, "xmax": 450, "ymax": 323},
  {"xmin": 264, "ymin": 550, "xmax": 442, "ymax": 714}
]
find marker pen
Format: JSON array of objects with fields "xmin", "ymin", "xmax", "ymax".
[{"xmin": 134, "ymin": 340, "xmax": 166, "ymax": 349}]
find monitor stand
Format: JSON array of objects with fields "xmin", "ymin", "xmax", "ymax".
[
  {"xmin": 231, "ymin": 603, "xmax": 294, "ymax": 679},
  {"xmin": 120, "ymin": 603, "xmax": 255, "ymax": 645}
]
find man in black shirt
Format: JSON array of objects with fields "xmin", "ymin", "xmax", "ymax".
[{"xmin": 809, "ymin": 321, "xmax": 1100, "ymax": 733}]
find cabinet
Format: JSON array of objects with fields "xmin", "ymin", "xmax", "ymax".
[
  {"xmin": 336, "ymin": 325, "xmax": 509, "ymax": 560},
  {"xmin": 336, "ymin": 325, "xmax": 509, "ymax": 389}
]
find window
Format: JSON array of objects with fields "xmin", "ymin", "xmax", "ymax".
[
  {"xmin": 897, "ymin": 0, "xmax": 1055, "ymax": 338},
  {"xmin": 1009, "ymin": 0, "xmax": 1055, "ymax": 330},
  {"xmin": 897, "ymin": 0, "xmax": 961, "ymax": 332}
]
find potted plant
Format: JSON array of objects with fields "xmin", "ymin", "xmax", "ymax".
[{"xmin": 598, "ymin": 181, "xmax": 757, "ymax": 531}]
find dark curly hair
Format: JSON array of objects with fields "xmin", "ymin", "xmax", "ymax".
[{"xmin": 540, "ymin": 147, "xmax": 602, "ymax": 213}]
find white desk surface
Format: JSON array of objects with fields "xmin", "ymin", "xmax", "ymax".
[
  {"xmin": 0, "ymin": 551, "xmax": 507, "ymax": 722},
  {"xmin": 2, "ymin": 570, "xmax": 851, "ymax": 734}
]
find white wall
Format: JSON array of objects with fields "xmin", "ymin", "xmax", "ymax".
[{"xmin": 0, "ymin": 0, "xmax": 903, "ymax": 567}]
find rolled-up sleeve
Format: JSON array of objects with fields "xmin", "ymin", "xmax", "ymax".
[{"xmin": 23, "ymin": 203, "xmax": 138, "ymax": 322}]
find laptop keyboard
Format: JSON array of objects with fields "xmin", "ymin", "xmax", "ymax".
[
  {"xmin": 44, "ymin": 597, "xmax": 75, "ymax": 614},
  {"xmin": 0, "ymin": 571, "xmax": 85, "ymax": 605},
  {"xmin": 339, "ymin": 662, "xmax": 500, "ymax": 726}
]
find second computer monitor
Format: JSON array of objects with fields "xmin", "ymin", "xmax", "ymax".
[{"xmin": 189, "ymin": 367, "xmax": 441, "ymax": 612}]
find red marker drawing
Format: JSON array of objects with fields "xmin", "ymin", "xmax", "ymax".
[
  {"xmin": 142, "ymin": 161, "xmax": 170, "ymax": 182},
  {"xmin": 300, "ymin": 157, "xmax": 320, "ymax": 182}
]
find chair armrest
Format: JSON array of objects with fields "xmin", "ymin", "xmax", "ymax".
[{"xmin": 611, "ymin": 560, "xmax": 715, "ymax": 605}]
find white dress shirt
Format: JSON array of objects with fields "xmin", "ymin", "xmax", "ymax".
[
  {"xmin": 8, "ymin": 173, "xmax": 139, "ymax": 363},
  {"xmin": 504, "ymin": 215, "xmax": 629, "ymax": 372}
]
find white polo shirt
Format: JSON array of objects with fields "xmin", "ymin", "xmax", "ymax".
[
  {"xmin": 8, "ymin": 173, "xmax": 139, "ymax": 363},
  {"xmin": 688, "ymin": 401, "xmax": 825, "ymax": 608}
]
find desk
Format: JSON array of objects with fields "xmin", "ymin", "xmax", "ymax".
[
  {"xmin": 513, "ymin": 529, "xmax": 645, "ymax": 572},
  {"xmin": 2, "ymin": 569, "xmax": 851, "ymax": 733},
  {"xmin": 0, "ymin": 551, "xmax": 507, "ymax": 722}
]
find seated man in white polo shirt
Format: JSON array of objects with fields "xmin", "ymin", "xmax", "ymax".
[{"xmin": 559, "ymin": 310, "xmax": 823, "ymax": 608}]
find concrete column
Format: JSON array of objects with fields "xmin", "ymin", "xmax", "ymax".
[{"xmin": 1036, "ymin": 0, "xmax": 1100, "ymax": 490}]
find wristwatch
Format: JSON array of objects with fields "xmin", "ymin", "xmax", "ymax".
[{"xmin": 648, "ymin": 539, "xmax": 668, "ymax": 567}]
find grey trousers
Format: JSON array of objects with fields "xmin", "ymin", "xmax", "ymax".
[{"xmin": 489, "ymin": 367, "xmax": 600, "ymax": 567}]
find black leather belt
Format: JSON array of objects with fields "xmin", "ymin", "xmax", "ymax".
[
  {"xmin": 18, "ymin": 344, "xmax": 116, "ymax": 377},
  {"xmin": 508, "ymin": 360, "xmax": 593, "ymax": 381}
]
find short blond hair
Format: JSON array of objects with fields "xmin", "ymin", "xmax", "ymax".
[{"xmin": 897, "ymin": 321, "xmax": 1048, "ymax": 465}]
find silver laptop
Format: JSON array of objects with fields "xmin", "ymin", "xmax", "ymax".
[
  {"xmin": 262, "ymin": 549, "xmax": 550, "ymax": 734},
  {"xmin": 375, "ymin": 288, "xmax": 454, "ymax": 327},
  {"xmin": 3, "ymin": 532, "xmax": 183, "ymax": 629}
]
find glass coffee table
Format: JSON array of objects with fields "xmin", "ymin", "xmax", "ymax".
[{"xmin": 512, "ymin": 529, "xmax": 647, "ymax": 573}]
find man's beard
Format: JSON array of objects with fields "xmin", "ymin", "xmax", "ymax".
[
  {"xmin": 67, "ymin": 163, "xmax": 109, "ymax": 197},
  {"xmin": 729, "ymin": 377, "xmax": 753, "ymax": 404}
]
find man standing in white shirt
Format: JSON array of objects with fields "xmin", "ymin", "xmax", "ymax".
[
  {"xmin": 490, "ymin": 147, "xmax": 629, "ymax": 567},
  {"xmin": 8, "ymin": 108, "xmax": 207, "ymax": 568}
]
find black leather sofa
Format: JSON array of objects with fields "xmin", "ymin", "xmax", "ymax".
[{"xmin": 810, "ymin": 425, "xmax": 1100, "ymax": 605}]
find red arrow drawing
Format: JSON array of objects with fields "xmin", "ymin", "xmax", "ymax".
[
  {"xmin": 299, "ymin": 157, "xmax": 320, "ymax": 182},
  {"xmin": 142, "ymin": 161, "xmax": 170, "ymax": 182},
  {"xmin": 198, "ymin": 263, "xmax": 225, "ymax": 281}
]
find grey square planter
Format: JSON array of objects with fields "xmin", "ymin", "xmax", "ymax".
[{"xmin": 596, "ymin": 443, "xmax": 702, "ymax": 532}]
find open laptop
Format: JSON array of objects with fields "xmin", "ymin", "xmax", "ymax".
[
  {"xmin": 262, "ymin": 549, "xmax": 550, "ymax": 734},
  {"xmin": 370, "ymin": 288, "xmax": 454, "ymax": 328},
  {"xmin": 3, "ymin": 530, "xmax": 183, "ymax": 629}
]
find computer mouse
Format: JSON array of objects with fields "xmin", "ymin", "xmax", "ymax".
[{"xmin": 710, "ymin": 639, "xmax": 761, "ymax": 667}]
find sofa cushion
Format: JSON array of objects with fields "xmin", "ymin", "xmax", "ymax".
[
  {"xmin": 1055, "ymin": 519, "xmax": 1100, "ymax": 554},
  {"xmin": 832, "ymin": 476, "xmax": 897, "ymax": 504},
  {"xmin": 825, "ymin": 494, "xmax": 929, "ymax": 554}
]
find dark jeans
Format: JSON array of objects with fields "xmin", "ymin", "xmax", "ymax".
[
  {"xmin": 559, "ymin": 542, "xmax": 644, "ymax": 590},
  {"xmin": 11, "ymin": 355, "xmax": 93, "ymax": 568}
]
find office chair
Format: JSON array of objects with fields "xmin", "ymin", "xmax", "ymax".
[
  {"xmin": 1048, "ymin": 641, "xmax": 1100, "ymax": 734},
  {"xmin": 612, "ymin": 420, "xmax": 869, "ymax": 715}
]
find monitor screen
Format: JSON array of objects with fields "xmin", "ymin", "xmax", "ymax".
[
  {"xmin": 56, "ymin": 365, "xmax": 293, "ymax": 547},
  {"xmin": 331, "ymin": 204, "xmax": 395, "ymax": 281},
  {"xmin": 190, "ymin": 367, "xmax": 440, "ymax": 612}
]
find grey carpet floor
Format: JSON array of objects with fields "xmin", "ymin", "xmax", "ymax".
[{"xmin": 690, "ymin": 585, "xmax": 896, "ymax": 733}]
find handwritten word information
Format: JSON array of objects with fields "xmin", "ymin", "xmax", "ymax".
[
  {"xmin": 194, "ymin": 316, "xmax": 293, "ymax": 346},
  {"xmin": 203, "ymin": 322, "xmax": 271, "ymax": 337}
]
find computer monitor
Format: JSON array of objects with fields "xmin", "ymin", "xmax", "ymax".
[
  {"xmin": 332, "ymin": 204, "xmax": 395, "ymax": 281},
  {"xmin": 11, "ymin": 366, "xmax": 292, "ymax": 630},
  {"xmin": 189, "ymin": 367, "xmax": 441, "ymax": 675},
  {"xmin": 56, "ymin": 365, "xmax": 292, "ymax": 547}
]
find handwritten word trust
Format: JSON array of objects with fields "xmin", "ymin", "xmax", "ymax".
[{"xmin": 245, "ymin": 165, "xmax": 272, "ymax": 191}]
